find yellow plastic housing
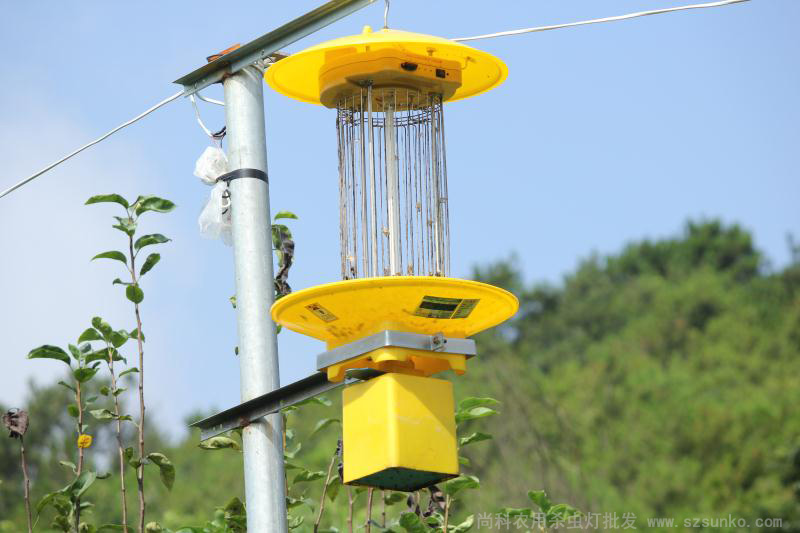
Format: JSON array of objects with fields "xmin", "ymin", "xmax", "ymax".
[
  {"xmin": 265, "ymin": 26, "xmax": 507, "ymax": 105},
  {"xmin": 319, "ymin": 48, "xmax": 463, "ymax": 108},
  {"xmin": 271, "ymin": 276, "xmax": 519, "ymax": 349},
  {"xmin": 325, "ymin": 346, "xmax": 466, "ymax": 382},
  {"xmin": 342, "ymin": 373, "xmax": 458, "ymax": 491}
]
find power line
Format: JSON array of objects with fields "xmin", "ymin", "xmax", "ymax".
[
  {"xmin": 452, "ymin": 0, "xmax": 749, "ymax": 42},
  {"xmin": 0, "ymin": 0, "xmax": 753, "ymax": 201},
  {"xmin": 0, "ymin": 91, "xmax": 183, "ymax": 200}
]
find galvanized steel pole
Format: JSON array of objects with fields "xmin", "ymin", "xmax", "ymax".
[{"xmin": 223, "ymin": 65, "xmax": 288, "ymax": 531}]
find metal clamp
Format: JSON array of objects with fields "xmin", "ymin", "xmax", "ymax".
[{"xmin": 316, "ymin": 330, "xmax": 477, "ymax": 371}]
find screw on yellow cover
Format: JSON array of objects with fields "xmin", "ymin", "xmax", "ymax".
[{"xmin": 264, "ymin": 26, "xmax": 508, "ymax": 105}]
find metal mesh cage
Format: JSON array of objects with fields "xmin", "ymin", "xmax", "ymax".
[{"xmin": 337, "ymin": 86, "xmax": 450, "ymax": 279}]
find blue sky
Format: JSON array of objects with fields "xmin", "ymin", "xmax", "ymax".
[{"xmin": 1, "ymin": 0, "xmax": 797, "ymax": 437}]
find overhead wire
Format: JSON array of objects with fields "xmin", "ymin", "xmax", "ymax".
[
  {"xmin": 190, "ymin": 93, "xmax": 226, "ymax": 146},
  {"xmin": 0, "ymin": 90, "xmax": 184, "ymax": 200},
  {"xmin": 0, "ymin": 0, "xmax": 753, "ymax": 201},
  {"xmin": 452, "ymin": 0, "xmax": 749, "ymax": 42}
]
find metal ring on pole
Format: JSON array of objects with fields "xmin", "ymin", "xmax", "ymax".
[{"xmin": 217, "ymin": 168, "xmax": 269, "ymax": 184}]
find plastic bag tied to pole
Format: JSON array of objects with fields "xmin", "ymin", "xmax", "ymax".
[{"xmin": 194, "ymin": 147, "xmax": 233, "ymax": 245}]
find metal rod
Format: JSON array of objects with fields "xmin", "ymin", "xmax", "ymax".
[
  {"xmin": 385, "ymin": 98, "xmax": 402, "ymax": 275},
  {"xmin": 191, "ymin": 369, "xmax": 383, "ymax": 441},
  {"xmin": 367, "ymin": 84, "xmax": 379, "ymax": 276},
  {"xmin": 175, "ymin": 0, "xmax": 377, "ymax": 96},
  {"xmin": 224, "ymin": 65, "xmax": 287, "ymax": 532}
]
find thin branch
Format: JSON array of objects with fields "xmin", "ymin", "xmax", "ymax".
[
  {"xmin": 443, "ymin": 494, "xmax": 451, "ymax": 532},
  {"xmin": 107, "ymin": 345, "xmax": 128, "ymax": 531},
  {"xmin": 129, "ymin": 230, "xmax": 146, "ymax": 533},
  {"xmin": 313, "ymin": 450, "xmax": 338, "ymax": 533},
  {"xmin": 381, "ymin": 490, "xmax": 386, "ymax": 528},
  {"xmin": 347, "ymin": 487, "xmax": 354, "ymax": 533},
  {"xmin": 19, "ymin": 435, "xmax": 33, "ymax": 533},
  {"xmin": 75, "ymin": 381, "xmax": 84, "ymax": 533},
  {"xmin": 365, "ymin": 488, "xmax": 374, "ymax": 533}
]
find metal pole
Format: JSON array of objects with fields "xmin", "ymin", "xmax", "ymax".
[{"xmin": 224, "ymin": 64, "xmax": 288, "ymax": 532}]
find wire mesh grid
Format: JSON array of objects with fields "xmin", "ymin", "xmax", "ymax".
[{"xmin": 337, "ymin": 86, "xmax": 450, "ymax": 279}]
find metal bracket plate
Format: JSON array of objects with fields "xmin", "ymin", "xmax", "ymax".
[
  {"xmin": 190, "ymin": 368, "xmax": 381, "ymax": 441},
  {"xmin": 174, "ymin": 0, "xmax": 376, "ymax": 97},
  {"xmin": 317, "ymin": 330, "xmax": 477, "ymax": 371}
]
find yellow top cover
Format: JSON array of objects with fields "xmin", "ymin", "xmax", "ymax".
[
  {"xmin": 271, "ymin": 276, "xmax": 519, "ymax": 348},
  {"xmin": 264, "ymin": 26, "xmax": 507, "ymax": 105}
]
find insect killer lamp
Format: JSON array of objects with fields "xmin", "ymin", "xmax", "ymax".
[{"xmin": 265, "ymin": 26, "xmax": 518, "ymax": 491}]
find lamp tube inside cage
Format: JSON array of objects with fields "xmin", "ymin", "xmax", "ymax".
[{"xmin": 337, "ymin": 87, "xmax": 450, "ymax": 280}]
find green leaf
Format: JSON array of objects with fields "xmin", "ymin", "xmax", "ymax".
[
  {"xmin": 458, "ymin": 432, "xmax": 493, "ymax": 447},
  {"xmin": 293, "ymin": 470, "xmax": 325, "ymax": 484},
  {"xmin": 91, "ymin": 317, "xmax": 113, "ymax": 338},
  {"xmin": 119, "ymin": 367, "xmax": 139, "ymax": 378},
  {"xmin": 97, "ymin": 525, "xmax": 130, "ymax": 532},
  {"xmin": 286, "ymin": 496, "xmax": 309, "ymax": 509},
  {"xmin": 134, "ymin": 196, "xmax": 176, "ymax": 216},
  {"xmin": 496, "ymin": 507, "xmax": 533, "ymax": 518},
  {"xmin": 384, "ymin": 491, "xmax": 406, "ymax": 505},
  {"xmin": 123, "ymin": 447, "xmax": 136, "ymax": 468},
  {"xmin": 92, "ymin": 251, "xmax": 128, "ymax": 265},
  {"xmin": 100, "ymin": 386, "xmax": 110, "ymax": 396},
  {"xmin": 546, "ymin": 503, "xmax": 581, "ymax": 524},
  {"xmin": 287, "ymin": 515, "xmax": 304, "ymax": 530},
  {"xmin": 113, "ymin": 387, "xmax": 127, "ymax": 397},
  {"xmin": 110, "ymin": 330, "xmax": 130, "ymax": 348},
  {"xmin": 85, "ymin": 395, "xmax": 98, "ymax": 404},
  {"xmin": 134, "ymin": 234, "xmax": 170, "ymax": 252},
  {"xmin": 458, "ymin": 455, "xmax": 471, "ymax": 467},
  {"xmin": 68, "ymin": 344, "xmax": 83, "ymax": 361},
  {"xmin": 310, "ymin": 417, "xmax": 340, "ymax": 436},
  {"xmin": 74, "ymin": 367, "xmax": 99, "ymax": 383},
  {"xmin": 86, "ymin": 194, "xmax": 129, "ymax": 209},
  {"xmin": 126, "ymin": 284, "xmax": 144, "ymax": 304},
  {"xmin": 28, "ymin": 345, "xmax": 70, "ymax": 365},
  {"xmin": 112, "ymin": 278, "xmax": 132, "ymax": 286},
  {"xmin": 85, "ymin": 348, "xmax": 124, "ymax": 365},
  {"xmin": 147, "ymin": 453, "xmax": 175, "ymax": 490},
  {"xmin": 284, "ymin": 442, "xmax": 301, "ymax": 459},
  {"xmin": 90, "ymin": 408, "xmax": 129, "ymax": 421},
  {"xmin": 59, "ymin": 460, "xmax": 77, "ymax": 474},
  {"xmin": 112, "ymin": 216, "xmax": 137, "ymax": 237},
  {"xmin": 274, "ymin": 210, "xmax": 299, "ymax": 220},
  {"xmin": 36, "ymin": 490, "xmax": 67, "ymax": 515},
  {"xmin": 144, "ymin": 522, "xmax": 164, "ymax": 533},
  {"xmin": 294, "ymin": 395, "xmax": 333, "ymax": 407},
  {"xmin": 78, "ymin": 328, "xmax": 103, "ymax": 344},
  {"xmin": 527, "ymin": 490, "xmax": 552, "ymax": 512},
  {"xmin": 69, "ymin": 470, "xmax": 97, "ymax": 499},
  {"xmin": 450, "ymin": 515, "xmax": 475, "ymax": 533},
  {"xmin": 67, "ymin": 405, "xmax": 80, "ymax": 418},
  {"xmin": 455, "ymin": 406, "xmax": 499, "ymax": 425},
  {"xmin": 58, "ymin": 380, "xmax": 76, "ymax": 393},
  {"xmin": 139, "ymin": 253, "xmax": 161, "ymax": 276},
  {"xmin": 398, "ymin": 512, "xmax": 427, "ymax": 533},
  {"xmin": 458, "ymin": 397, "xmax": 500, "ymax": 411},
  {"xmin": 198, "ymin": 436, "xmax": 241, "ymax": 451},
  {"xmin": 443, "ymin": 475, "xmax": 480, "ymax": 496},
  {"xmin": 128, "ymin": 328, "xmax": 145, "ymax": 342},
  {"xmin": 325, "ymin": 476, "xmax": 341, "ymax": 502}
]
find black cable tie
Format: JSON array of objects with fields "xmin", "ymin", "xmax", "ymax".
[
  {"xmin": 217, "ymin": 168, "xmax": 268, "ymax": 184},
  {"xmin": 211, "ymin": 126, "xmax": 226, "ymax": 140}
]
